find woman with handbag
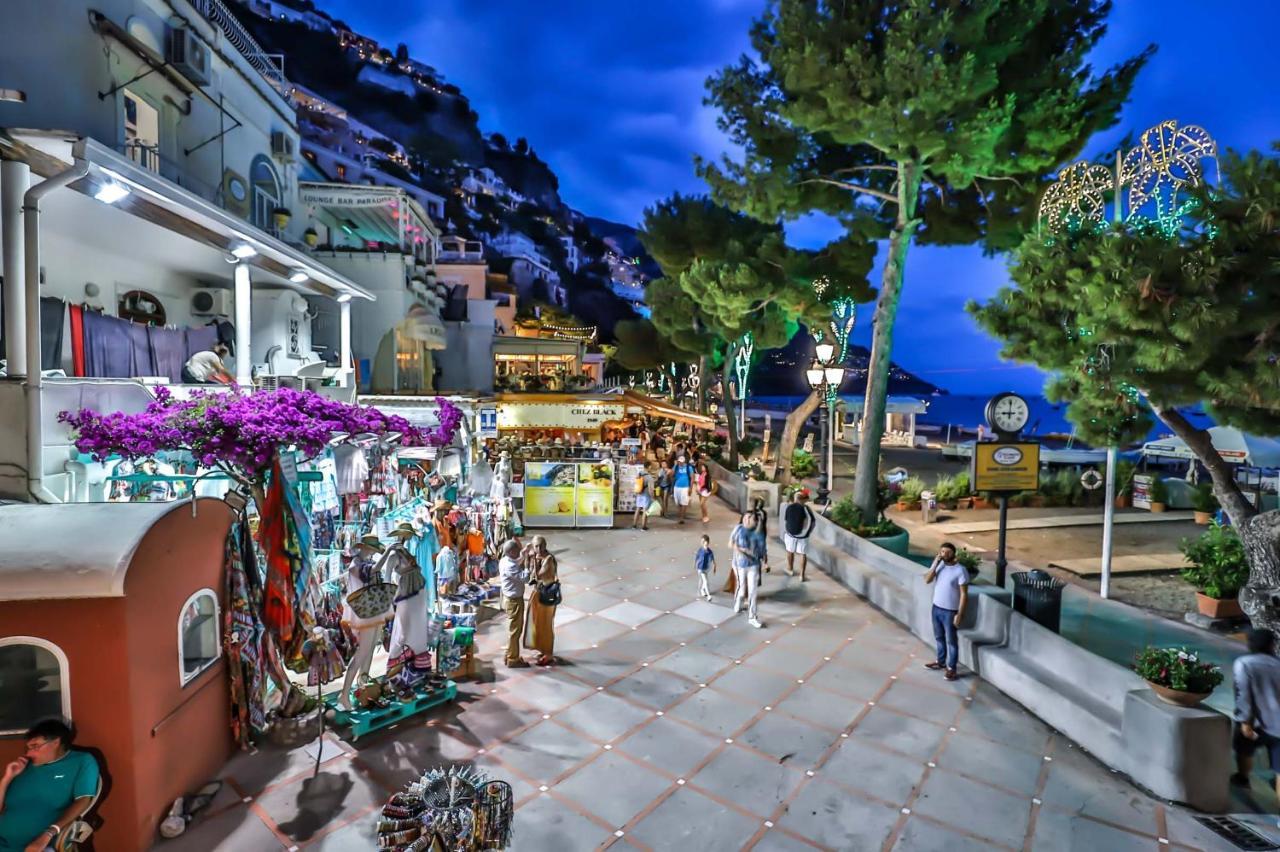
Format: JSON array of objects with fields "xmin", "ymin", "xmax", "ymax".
[{"xmin": 523, "ymin": 536, "xmax": 560, "ymax": 666}]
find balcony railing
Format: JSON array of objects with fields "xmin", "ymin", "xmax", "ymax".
[
  {"xmin": 118, "ymin": 141, "xmax": 222, "ymax": 206},
  {"xmin": 190, "ymin": 0, "xmax": 286, "ymax": 88}
]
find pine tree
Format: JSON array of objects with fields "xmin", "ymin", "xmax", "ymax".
[
  {"xmin": 639, "ymin": 194, "xmax": 872, "ymax": 467},
  {"xmin": 972, "ymin": 145, "xmax": 1280, "ymax": 630},
  {"xmin": 700, "ymin": 0, "xmax": 1150, "ymax": 519}
]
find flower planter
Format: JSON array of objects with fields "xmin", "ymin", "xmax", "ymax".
[
  {"xmin": 895, "ymin": 500, "xmax": 911, "ymax": 511},
  {"xmin": 864, "ymin": 527, "xmax": 910, "ymax": 557},
  {"xmin": 1195, "ymin": 593, "xmax": 1243, "ymax": 620},
  {"xmin": 971, "ymin": 497, "xmax": 993, "ymax": 510},
  {"xmin": 303, "ymin": 229, "xmax": 318, "ymax": 247},
  {"xmin": 1115, "ymin": 494, "xmax": 1131, "ymax": 509},
  {"xmin": 1027, "ymin": 496, "xmax": 1046, "ymax": 508},
  {"xmin": 1145, "ymin": 681, "xmax": 1212, "ymax": 708},
  {"xmin": 1193, "ymin": 510, "xmax": 1213, "ymax": 525},
  {"xmin": 1150, "ymin": 502, "xmax": 1167, "ymax": 513},
  {"xmin": 272, "ymin": 211, "xmax": 291, "ymax": 230}
]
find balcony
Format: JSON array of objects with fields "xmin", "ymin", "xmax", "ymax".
[
  {"xmin": 438, "ymin": 239, "xmax": 485, "ymax": 263},
  {"xmin": 120, "ymin": 140, "xmax": 221, "ymax": 206},
  {"xmin": 190, "ymin": 0, "xmax": 286, "ymax": 89}
]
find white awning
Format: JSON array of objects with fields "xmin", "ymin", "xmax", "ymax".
[{"xmin": 1142, "ymin": 426, "xmax": 1280, "ymax": 468}]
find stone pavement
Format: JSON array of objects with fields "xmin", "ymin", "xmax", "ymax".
[{"xmin": 159, "ymin": 499, "xmax": 1238, "ymax": 851}]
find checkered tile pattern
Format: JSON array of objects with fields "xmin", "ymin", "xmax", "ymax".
[{"xmin": 161, "ymin": 500, "xmax": 1234, "ymax": 850}]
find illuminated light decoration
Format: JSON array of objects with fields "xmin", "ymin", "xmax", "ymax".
[
  {"xmin": 812, "ymin": 275, "xmax": 831, "ymax": 299},
  {"xmin": 733, "ymin": 331, "xmax": 754, "ymax": 409},
  {"xmin": 830, "ymin": 298, "xmax": 857, "ymax": 363},
  {"xmin": 1120, "ymin": 120, "xmax": 1218, "ymax": 228},
  {"xmin": 1037, "ymin": 161, "xmax": 1114, "ymax": 232}
]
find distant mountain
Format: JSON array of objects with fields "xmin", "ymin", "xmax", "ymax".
[
  {"xmin": 584, "ymin": 216, "xmax": 661, "ymax": 279},
  {"xmin": 751, "ymin": 332, "xmax": 945, "ymax": 398}
]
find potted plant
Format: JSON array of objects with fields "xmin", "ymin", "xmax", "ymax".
[
  {"xmin": 1191, "ymin": 483, "xmax": 1218, "ymax": 525},
  {"xmin": 303, "ymin": 227, "xmax": 319, "ymax": 247},
  {"xmin": 1149, "ymin": 477, "xmax": 1168, "ymax": 513},
  {"xmin": 272, "ymin": 206, "xmax": 292, "ymax": 230},
  {"xmin": 896, "ymin": 476, "xmax": 925, "ymax": 511},
  {"xmin": 955, "ymin": 547, "xmax": 982, "ymax": 578},
  {"xmin": 1114, "ymin": 459, "xmax": 1136, "ymax": 508},
  {"xmin": 1180, "ymin": 521, "xmax": 1248, "ymax": 619},
  {"xmin": 1133, "ymin": 646, "xmax": 1224, "ymax": 707}
]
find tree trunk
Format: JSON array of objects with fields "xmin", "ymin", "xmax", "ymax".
[
  {"xmin": 697, "ymin": 355, "xmax": 707, "ymax": 414},
  {"xmin": 1152, "ymin": 404, "xmax": 1280, "ymax": 631},
  {"xmin": 852, "ymin": 162, "xmax": 921, "ymax": 520},
  {"xmin": 723, "ymin": 350, "xmax": 739, "ymax": 469},
  {"xmin": 776, "ymin": 390, "xmax": 822, "ymax": 487}
]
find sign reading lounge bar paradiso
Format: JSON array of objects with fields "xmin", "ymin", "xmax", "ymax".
[{"xmin": 497, "ymin": 402, "xmax": 624, "ymax": 430}]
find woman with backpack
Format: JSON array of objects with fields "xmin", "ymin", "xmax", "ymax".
[
  {"xmin": 656, "ymin": 460, "xmax": 673, "ymax": 518},
  {"xmin": 632, "ymin": 463, "xmax": 655, "ymax": 531},
  {"xmin": 524, "ymin": 535, "xmax": 560, "ymax": 666}
]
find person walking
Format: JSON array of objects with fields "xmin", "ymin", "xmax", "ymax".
[
  {"xmin": 672, "ymin": 455, "xmax": 695, "ymax": 525},
  {"xmin": 749, "ymin": 496, "xmax": 771, "ymax": 573},
  {"xmin": 782, "ymin": 489, "xmax": 817, "ymax": 581},
  {"xmin": 497, "ymin": 539, "xmax": 529, "ymax": 668},
  {"xmin": 923, "ymin": 542, "xmax": 968, "ymax": 681},
  {"xmin": 524, "ymin": 536, "xmax": 560, "ymax": 666},
  {"xmin": 632, "ymin": 463, "xmax": 655, "ymax": 530},
  {"xmin": 696, "ymin": 461, "xmax": 712, "ymax": 524},
  {"xmin": 1231, "ymin": 628, "xmax": 1280, "ymax": 793},
  {"xmin": 730, "ymin": 511, "xmax": 767, "ymax": 628},
  {"xmin": 656, "ymin": 461, "xmax": 672, "ymax": 518},
  {"xmin": 694, "ymin": 534, "xmax": 717, "ymax": 601}
]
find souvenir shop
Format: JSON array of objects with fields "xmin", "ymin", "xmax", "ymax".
[{"xmin": 486, "ymin": 391, "xmax": 715, "ymax": 528}]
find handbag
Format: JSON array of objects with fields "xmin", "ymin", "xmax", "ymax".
[
  {"xmin": 537, "ymin": 580, "xmax": 562, "ymax": 606},
  {"xmin": 347, "ymin": 582, "xmax": 397, "ymax": 619},
  {"xmin": 646, "ymin": 500, "xmax": 662, "ymax": 518}
]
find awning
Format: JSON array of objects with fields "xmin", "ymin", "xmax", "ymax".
[
  {"xmin": 0, "ymin": 130, "xmax": 374, "ymax": 302},
  {"xmin": 299, "ymin": 181, "xmax": 438, "ymax": 251},
  {"xmin": 841, "ymin": 396, "xmax": 929, "ymax": 415},
  {"xmin": 1142, "ymin": 426, "xmax": 1280, "ymax": 468},
  {"xmin": 621, "ymin": 391, "xmax": 716, "ymax": 430}
]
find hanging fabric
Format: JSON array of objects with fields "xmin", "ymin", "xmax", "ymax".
[{"xmin": 68, "ymin": 303, "xmax": 86, "ymax": 377}]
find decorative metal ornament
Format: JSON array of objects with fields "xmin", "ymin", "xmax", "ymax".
[
  {"xmin": 733, "ymin": 332, "xmax": 754, "ymax": 403},
  {"xmin": 685, "ymin": 363, "xmax": 701, "ymax": 391},
  {"xmin": 1121, "ymin": 120, "xmax": 1217, "ymax": 225},
  {"xmin": 829, "ymin": 298, "xmax": 857, "ymax": 363},
  {"xmin": 1038, "ymin": 161, "xmax": 1114, "ymax": 232}
]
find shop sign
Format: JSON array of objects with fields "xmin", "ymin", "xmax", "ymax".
[
  {"xmin": 1132, "ymin": 474, "xmax": 1153, "ymax": 509},
  {"xmin": 497, "ymin": 402, "xmax": 624, "ymax": 430},
  {"xmin": 299, "ymin": 187, "xmax": 393, "ymax": 207},
  {"xmin": 971, "ymin": 442, "xmax": 1040, "ymax": 492},
  {"xmin": 478, "ymin": 407, "xmax": 499, "ymax": 439},
  {"xmin": 621, "ymin": 438, "xmax": 642, "ymax": 448}
]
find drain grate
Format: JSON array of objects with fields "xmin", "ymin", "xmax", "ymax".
[{"xmin": 1195, "ymin": 816, "xmax": 1280, "ymax": 851}]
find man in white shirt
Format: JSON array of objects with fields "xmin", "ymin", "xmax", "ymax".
[
  {"xmin": 923, "ymin": 542, "xmax": 969, "ymax": 681},
  {"xmin": 182, "ymin": 343, "xmax": 234, "ymax": 384},
  {"xmin": 498, "ymin": 539, "xmax": 530, "ymax": 668}
]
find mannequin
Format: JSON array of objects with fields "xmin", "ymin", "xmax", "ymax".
[
  {"xmin": 386, "ymin": 523, "xmax": 433, "ymax": 669},
  {"xmin": 490, "ymin": 451, "xmax": 513, "ymax": 502},
  {"xmin": 339, "ymin": 534, "xmax": 391, "ymax": 710}
]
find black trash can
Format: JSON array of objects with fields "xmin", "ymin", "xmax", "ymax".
[{"xmin": 1011, "ymin": 569, "xmax": 1065, "ymax": 633}]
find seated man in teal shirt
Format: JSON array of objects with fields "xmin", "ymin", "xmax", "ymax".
[{"xmin": 0, "ymin": 719, "xmax": 100, "ymax": 851}]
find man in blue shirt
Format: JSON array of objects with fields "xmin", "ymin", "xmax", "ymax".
[
  {"xmin": 0, "ymin": 719, "xmax": 100, "ymax": 851},
  {"xmin": 730, "ymin": 512, "xmax": 767, "ymax": 629},
  {"xmin": 671, "ymin": 455, "xmax": 695, "ymax": 524},
  {"xmin": 1232, "ymin": 628, "xmax": 1280, "ymax": 795}
]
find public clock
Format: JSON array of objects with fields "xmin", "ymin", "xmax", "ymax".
[{"xmin": 985, "ymin": 392, "xmax": 1030, "ymax": 436}]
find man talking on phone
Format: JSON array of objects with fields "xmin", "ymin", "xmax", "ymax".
[{"xmin": 923, "ymin": 542, "xmax": 968, "ymax": 681}]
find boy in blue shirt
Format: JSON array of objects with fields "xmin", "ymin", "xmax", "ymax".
[{"xmin": 694, "ymin": 534, "xmax": 717, "ymax": 601}]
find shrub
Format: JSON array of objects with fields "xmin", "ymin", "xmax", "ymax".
[
  {"xmin": 829, "ymin": 495, "xmax": 901, "ymax": 538},
  {"xmin": 898, "ymin": 476, "xmax": 926, "ymax": 504},
  {"xmin": 1149, "ymin": 476, "xmax": 1169, "ymax": 504},
  {"xmin": 1191, "ymin": 483, "xmax": 1219, "ymax": 513},
  {"xmin": 1133, "ymin": 646, "xmax": 1223, "ymax": 694},
  {"xmin": 790, "ymin": 449, "xmax": 818, "ymax": 480},
  {"xmin": 1180, "ymin": 521, "xmax": 1248, "ymax": 599},
  {"xmin": 1114, "ymin": 458, "xmax": 1137, "ymax": 496},
  {"xmin": 933, "ymin": 471, "xmax": 971, "ymax": 503},
  {"xmin": 737, "ymin": 436, "xmax": 761, "ymax": 459},
  {"xmin": 955, "ymin": 548, "xmax": 981, "ymax": 575}
]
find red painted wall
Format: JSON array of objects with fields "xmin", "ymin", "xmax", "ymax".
[{"xmin": 0, "ymin": 499, "xmax": 235, "ymax": 851}]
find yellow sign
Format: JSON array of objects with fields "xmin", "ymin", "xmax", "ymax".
[
  {"xmin": 497, "ymin": 402, "xmax": 624, "ymax": 430},
  {"xmin": 971, "ymin": 442, "xmax": 1041, "ymax": 492}
]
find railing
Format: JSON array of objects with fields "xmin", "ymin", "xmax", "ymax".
[
  {"xmin": 117, "ymin": 142, "xmax": 222, "ymax": 205},
  {"xmin": 190, "ymin": 0, "xmax": 286, "ymax": 88}
]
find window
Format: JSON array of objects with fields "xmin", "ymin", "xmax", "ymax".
[
  {"xmin": 0, "ymin": 638, "xmax": 70, "ymax": 735},
  {"xmin": 123, "ymin": 89, "xmax": 160, "ymax": 172},
  {"xmin": 249, "ymin": 155, "xmax": 282, "ymax": 232},
  {"xmin": 178, "ymin": 589, "xmax": 220, "ymax": 686},
  {"xmin": 118, "ymin": 289, "xmax": 167, "ymax": 325}
]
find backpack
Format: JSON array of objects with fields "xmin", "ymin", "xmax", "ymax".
[
  {"xmin": 634, "ymin": 475, "xmax": 647, "ymax": 494},
  {"xmin": 784, "ymin": 503, "xmax": 814, "ymax": 538}
]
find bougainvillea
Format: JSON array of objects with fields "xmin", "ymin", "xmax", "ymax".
[{"xmin": 58, "ymin": 387, "xmax": 464, "ymax": 487}]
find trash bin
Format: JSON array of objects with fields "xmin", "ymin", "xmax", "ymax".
[
  {"xmin": 920, "ymin": 491, "xmax": 938, "ymax": 524},
  {"xmin": 1011, "ymin": 569, "xmax": 1065, "ymax": 633}
]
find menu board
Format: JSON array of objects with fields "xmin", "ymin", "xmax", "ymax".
[
  {"xmin": 577, "ymin": 462, "xmax": 615, "ymax": 527},
  {"xmin": 522, "ymin": 462, "xmax": 577, "ymax": 527},
  {"xmin": 616, "ymin": 463, "xmax": 644, "ymax": 513}
]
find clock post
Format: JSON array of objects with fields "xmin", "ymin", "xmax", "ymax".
[{"xmin": 972, "ymin": 393, "xmax": 1039, "ymax": 589}]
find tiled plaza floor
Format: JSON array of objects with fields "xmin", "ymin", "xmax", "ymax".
[{"xmin": 160, "ymin": 499, "xmax": 1239, "ymax": 851}]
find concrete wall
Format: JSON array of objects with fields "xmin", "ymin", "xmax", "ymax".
[
  {"xmin": 314, "ymin": 249, "xmax": 410, "ymax": 371},
  {"xmin": 767, "ymin": 503, "xmax": 1231, "ymax": 812},
  {"xmin": 440, "ymin": 312, "xmax": 495, "ymax": 394}
]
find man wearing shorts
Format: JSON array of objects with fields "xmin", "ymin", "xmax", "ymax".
[
  {"xmin": 782, "ymin": 489, "xmax": 817, "ymax": 580},
  {"xmin": 671, "ymin": 455, "xmax": 694, "ymax": 524},
  {"xmin": 1233, "ymin": 628, "xmax": 1280, "ymax": 795}
]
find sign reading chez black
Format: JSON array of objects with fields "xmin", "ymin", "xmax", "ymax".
[{"xmin": 497, "ymin": 403, "xmax": 624, "ymax": 430}]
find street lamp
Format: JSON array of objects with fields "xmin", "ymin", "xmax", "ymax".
[{"xmin": 805, "ymin": 349, "xmax": 845, "ymax": 505}]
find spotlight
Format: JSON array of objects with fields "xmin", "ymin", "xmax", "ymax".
[
  {"xmin": 230, "ymin": 243, "xmax": 257, "ymax": 259},
  {"xmin": 93, "ymin": 182, "xmax": 130, "ymax": 204},
  {"xmin": 289, "ymin": 269, "xmax": 309, "ymax": 283}
]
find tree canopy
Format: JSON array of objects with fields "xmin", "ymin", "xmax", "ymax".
[{"xmin": 699, "ymin": 0, "xmax": 1150, "ymax": 516}]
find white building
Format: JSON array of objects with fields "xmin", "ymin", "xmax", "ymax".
[
  {"xmin": 300, "ymin": 139, "xmax": 445, "ymax": 221},
  {"xmin": 0, "ymin": 0, "xmax": 372, "ymax": 503},
  {"xmin": 560, "ymin": 235, "xmax": 581, "ymax": 273},
  {"xmin": 239, "ymin": 0, "xmax": 331, "ymax": 31}
]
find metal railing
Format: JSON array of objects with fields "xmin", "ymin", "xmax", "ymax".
[
  {"xmin": 190, "ymin": 0, "xmax": 286, "ymax": 87},
  {"xmin": 117, "ymin": 142, "xmax": 222, "ymax": 205}
]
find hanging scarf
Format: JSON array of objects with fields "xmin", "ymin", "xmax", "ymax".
[
  {"xmin": 257, "ymin": 459, "xmax": 296, "ymax": 641},
  {"xmin": 223, "ymin": 521, "xmax": 267, "ymax": 749}
]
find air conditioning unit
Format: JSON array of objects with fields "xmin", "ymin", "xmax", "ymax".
[
  {"xmin": 270, "ymin": 131, "xmax": 295, "ymax": 160},
  {"xmin": 191, "ymin": 288, "xmax": 233, "ymax": 317},
  {"xmin": 165, "ymin": 27, "xmax": 210, "ymax": 87}
]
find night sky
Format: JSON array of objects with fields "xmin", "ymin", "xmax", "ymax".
[{"xmin": 327, "ymin": 0, "xmax": 1280, "ymax": 394}]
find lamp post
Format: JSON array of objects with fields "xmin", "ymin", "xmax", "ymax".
[{"xmin": 805, "ymin": 343, "xmax": 845, "ymax": 505}]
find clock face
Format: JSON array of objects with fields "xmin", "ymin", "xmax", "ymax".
[{"xmin": 988, "ymin": 393, "xmax": 1030, "ymax": 434}]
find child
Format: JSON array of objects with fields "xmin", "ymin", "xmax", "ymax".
[{"xmin": 694, "ymin": 534, "xmax": 716, "ymax": 601}]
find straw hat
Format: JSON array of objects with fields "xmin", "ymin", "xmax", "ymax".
[
  {"xmin": 357, "ymin": 534, "xmax": 385, "ymax": 553},
  {"xmin": 391, "ymin": 522, "xmax": 416, "ymax": 538},
  {"xmin": 433, "ymin": 498, "xmax": 451, "ymax": 512}
]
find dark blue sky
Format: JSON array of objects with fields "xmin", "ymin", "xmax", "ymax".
[{"xmin": 327, "ymin": 0, "xmax": 1280, "ymax": 394}]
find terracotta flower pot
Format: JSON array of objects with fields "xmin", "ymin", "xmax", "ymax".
[
  {"xmin": 1195, "ymin": 593, "xmax": 1243, "ymax": 620},
  {"xmin": 1146, "ymin": 681, "xmax": 1211, "ymax": 708},
  {"xmin": 1115, "ymin": 494, "xmax": 1131, "ymax": 509},
  {"xmin": 972, "ymin": 497, "xmax": 993, "ymax": 510},
  {"xmin": 1150, "ymin": 502, "xmax": 1167, "ymax": 513},
  {"xmin": 1028, "ymin": 496, "xmax": 1045, "ymax": 508},
  {"xmin": 896, "ymin": 500, "xmax": 911, "ymax": 511},
  {"xmin": 1193, "ymin": 511, "xmax": 1213, "ymax": 525}
]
